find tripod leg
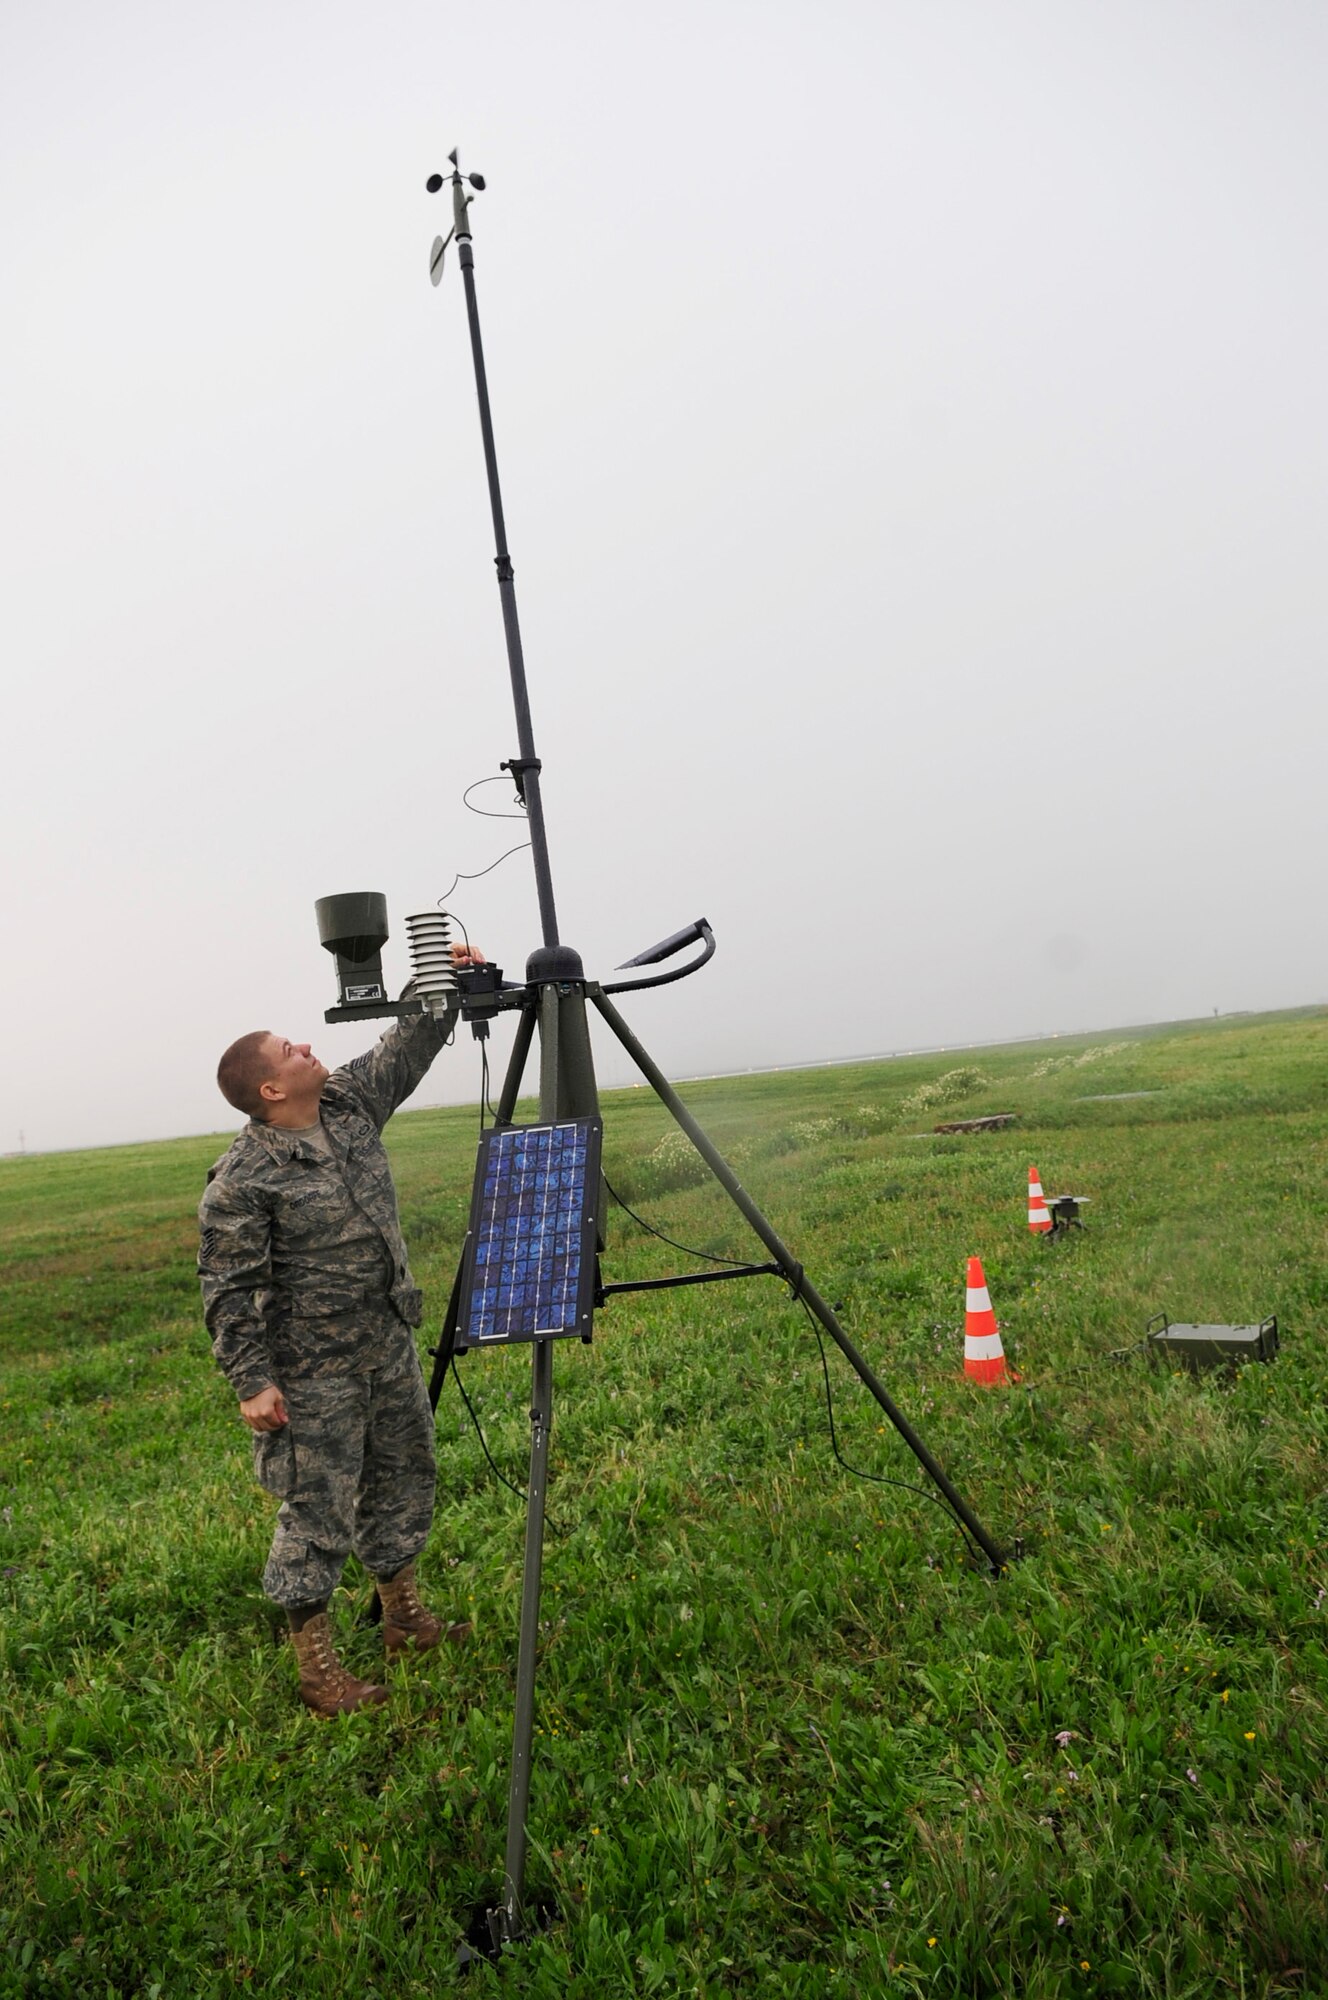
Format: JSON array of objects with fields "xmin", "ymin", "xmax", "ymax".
[
  {"xmin": 590, "ymin": 989, "xmax": 1007, "ymax": 1574},
  {"xmin": 502, "ymin": 1332, "xmax": 552, "ymax": 1937},
  {"xmin": 495, "ymin": 1001, "xmax": 539, "ymax": 1125},
  {"xmin": 501, "ymin": 983, "xmax": 570, "ymax": 1939},
  {"xmin": 426, "ymin": 1263, "xmax": 466, "ymax": 1410},
  {"xmin": 374, "ymin": 1258, "xmax": 467, "ymax": 1626}
]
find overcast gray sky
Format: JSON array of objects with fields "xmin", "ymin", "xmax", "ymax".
[{"xmin": 3, "ymin": 0, "xmax": 1325, "ymax": 1155}]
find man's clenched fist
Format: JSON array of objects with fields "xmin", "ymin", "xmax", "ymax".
[{"xmin": 240, "ymin": 1385, "xmax": 288, "ymax": 1433}]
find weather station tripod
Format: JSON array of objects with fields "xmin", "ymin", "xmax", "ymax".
[{"xmin": 324, "ymin": 154, "xmax": 1011, "ymax": 1960}]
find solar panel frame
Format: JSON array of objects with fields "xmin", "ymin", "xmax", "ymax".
[{"xmin": 454, "ymin": 1117, "xmax": 602, "ymax": 1350}]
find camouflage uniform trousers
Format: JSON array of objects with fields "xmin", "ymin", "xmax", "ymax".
[{"xmin": 253, "ymin": 1316, "xmax": 437, "ymax": 1608}]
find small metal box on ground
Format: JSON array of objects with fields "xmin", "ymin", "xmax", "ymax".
[{"xmin": 1147, "ymin": 1314, "xmax": 1278, "ymax": 1370}]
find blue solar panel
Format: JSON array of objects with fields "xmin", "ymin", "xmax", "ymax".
[{"xmin": 455, "ymin": 1118, "xmax": 602, "ymax": 1348}]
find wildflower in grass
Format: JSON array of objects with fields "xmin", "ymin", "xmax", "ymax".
[
  {"xmin": 1220, "ymin": 1689, "xmax": 1230, "ymax": 1702},
  {"xmin": 927, "ymin": 1937, "xmax": 937, "ymax": 1948},
  {"xmin": 1055, "ymin": 1731, "xmax": 1076, "ymax": 1747},
  {"xmin": 1244, "ymin": 1731, "xmax": 1256, "ymax": 1741},
  {"xmin": 1081, "ymin": 1962, "xmax": 1091, "ymax": 1972},
  {"xmin": 1186, "ymin": 1769, "xmax": 1199, "ymax": 1785}
]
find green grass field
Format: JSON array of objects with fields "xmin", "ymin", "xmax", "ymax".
[{"xmin": 3, "ymin": 1008, "xmax": 1327, "ymax": 1998}]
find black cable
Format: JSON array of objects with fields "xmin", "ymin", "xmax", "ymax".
[
  {"xmin": 1105, "ymin": 1333, "xmax": 1153, "ymax": 1362},
  {"xmin": 1050, "ymin": 1333, "xmax": 1153, "ymax": 1379},
  {"xmin": 476, "ymin": 1039, "xmax": 500, "ymax": 1128},
  {"xmin": 601, "ymin": 1173, "xmax": 754, "ymax": 1269},
  {"xmin": 448, "ymin": 1355, "xmax": 564, "ymax": 1533},
  {"xmin": 451, "ymin": 1355, "xmax": 527, "ymax": 1503},
  {"xmin": 437, "ymin": 842, "xmax": 532, "ymax": 904},
  {"xmin": 794, "ymin": 1292, "xmax": 988, "ymax": 1566},
  {"xmin": 437, "ymin": 910, "xmax": 499, "ymax": 1131},
  {"xmin": 463, "ymin": 774, "xmax": 528, "ymax": 820}
]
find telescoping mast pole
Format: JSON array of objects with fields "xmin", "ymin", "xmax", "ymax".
[
  {"xmin": 429, "ymin": 152, "xmax": 580, "ymax": 1948},
  {"xmin": 429, "ymin": 155, "xmax": 560, "ymax": 954}
]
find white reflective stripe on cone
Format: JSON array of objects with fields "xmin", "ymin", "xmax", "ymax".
[
  {"xmin": 966, "ymin": 1287, "xmax": 993, "ymax": 1312},
  {"xmin": 965, "ymin": 1332, "xmax": 1005, "ymax": 1360}
]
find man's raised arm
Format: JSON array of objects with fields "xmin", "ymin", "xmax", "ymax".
[{"xmin": 332, "ymin": 1007, "xmax": 458, "ymax": 1132}]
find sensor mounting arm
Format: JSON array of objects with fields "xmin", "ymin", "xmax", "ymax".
[{"xmin": 601, "ymin": 919, "xmax": 716, "ymax": 995}]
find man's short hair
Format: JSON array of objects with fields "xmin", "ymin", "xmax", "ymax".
[{"xmin": 217, "ymin": 1031, "xmax": 276, "ymax": 1118}]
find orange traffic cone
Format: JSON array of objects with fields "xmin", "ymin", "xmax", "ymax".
[
  {"xmin": 1028, "ymin": 1167, "xmax": 1052, "ymax": 1235},
  {"xmin": 964, "ymin": 1256, "xmax": 1011, "ymax": 1385}
]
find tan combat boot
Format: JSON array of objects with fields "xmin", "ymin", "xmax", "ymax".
[
  {"xmin": 377, "ymin": 1562, "xmax": 471, "ymax": 1660},
  {"xmin": 290, "ymin": 1612, "xmax": 389, "ymax": 1716}
]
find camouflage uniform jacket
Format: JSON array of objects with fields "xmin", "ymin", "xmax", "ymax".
[{"xmin": 197, "ymin": 1010, "xmax": 454, "ymax": 1400}]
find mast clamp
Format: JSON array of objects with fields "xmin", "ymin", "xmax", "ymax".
[{"xmin": 501, "ymin": 756, "xmax": 542, "ymax": 803}]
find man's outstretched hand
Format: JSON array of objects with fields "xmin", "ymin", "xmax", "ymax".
[
  {"xmin": 240, "ymin": 1385, "xmax": 288, "ymax": 1432},
  {"xmin": 400, "ymin": 944, "xmax": 486, "ymax": 1004}
]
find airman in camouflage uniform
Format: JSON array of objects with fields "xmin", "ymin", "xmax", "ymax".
[{"xmin": 199, "ymin": 1005, "xmax": 469, "ymax": 1713}]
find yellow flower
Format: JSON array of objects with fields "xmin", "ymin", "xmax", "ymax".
[
  {"xmin": 1220, "ymin": 1689, "xmax": 1229, "ymax": 1702},
  {"xmin": 1081, "ymin": 1961, "xmax": 1091, "ymax": 1971},
  {"xmin": 1244, "ymin": 1731, "xmax": 1255, "ymax": 1741},
  {"xmin": 927, "ymin": 1937, "xmax": 938, "ymax": 1948}
]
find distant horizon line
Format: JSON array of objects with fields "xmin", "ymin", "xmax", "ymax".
[{"xmin": 6, "ymin": 997, "xmax": 1325, "ymax": 1164}]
